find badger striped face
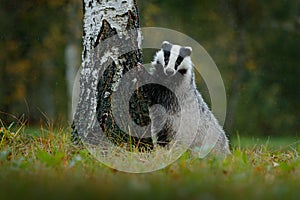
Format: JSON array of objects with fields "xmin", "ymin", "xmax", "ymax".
[{"xmin": 152, "ymin": 41, "xmax": 193, "ymax": 77}]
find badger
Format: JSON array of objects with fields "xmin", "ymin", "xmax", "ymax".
[{"xmin": 148, "ymin": 41, "xmax": 230, "ymax": 157}]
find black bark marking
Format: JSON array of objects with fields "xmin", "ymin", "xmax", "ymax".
[
  {"xmin": 94, "ymin": 19, "xmax": 117, "ymax": 48},
  {"xmin": 82, "ymin": 0, "xmax": 86, "ymax": 15},
  {"xmin": 127, "ymin": 10, "xmax": 138, "ymax": 26},
  {"xmin": 116, "ymin": 12, "xmax": 129, "ymax": 18}
]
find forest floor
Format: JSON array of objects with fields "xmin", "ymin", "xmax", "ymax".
[{"xmin": 0, "ymin": 122, "xmax": 300, "ymax": 200}]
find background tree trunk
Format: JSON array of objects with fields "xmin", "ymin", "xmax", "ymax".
[
  {"xmin": 40, "ymin": 60, "xmax": 55, "ymax": 120},
  {"xmin": 72, "ymin": 0, "xmax": 152, "ymax": 150},
  {"xmin": 225, "ymin": 0, "xmax": 248, "ymax": 133},
  {"xmin": 65, "ymin": 1, "xmax": 82, "ymax": 122}
]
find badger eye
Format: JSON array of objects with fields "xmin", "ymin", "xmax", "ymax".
[{"xmin": 178, "ymin": 69, "xmax": 187, "ymax": 75}]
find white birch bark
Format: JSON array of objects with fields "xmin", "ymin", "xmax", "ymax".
[{"xmin": 72, "ymin": 0, "xmax": 151, "ymax": 149}]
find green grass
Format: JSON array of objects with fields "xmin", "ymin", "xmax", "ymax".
[{"xmin": 1, "ymin": 122, "xmax": 300, "ymax": 200}]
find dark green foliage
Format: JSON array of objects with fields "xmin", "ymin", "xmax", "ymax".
[
  {"xmin": 0, "ymin": 0, "xmax": 69, "ymax": 123},
  {"xmin": 138, "ymin": 0, "xmax": 300, "ymax": 137},
  {"xmin": 0, "ymin": 0, "xmax": 299, "ymax": 137}
]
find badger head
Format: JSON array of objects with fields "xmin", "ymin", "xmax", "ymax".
[{"xmin": 151, "ymin": 41, "xmax": 193, "ymax": 79}]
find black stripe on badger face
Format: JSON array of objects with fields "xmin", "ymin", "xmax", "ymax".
[
  {"xmin": 174, "ymin": 47, "xmax": 192, "ymax": 70},
  {"xmin": 162, "ymin": 42, "xmax": 172, "ymax": 67},
  {"xmin": 174, "ymin": 55, "xmax": 184, "ymax": 70}
]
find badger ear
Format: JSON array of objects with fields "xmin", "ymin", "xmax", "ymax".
[
  {"xmin": 161, "ymin": 41, "xmax": 172, "ymax": 51},
  {"xmin": 180, "ymin": 46, "xmax": 192, "ymax": 57}
]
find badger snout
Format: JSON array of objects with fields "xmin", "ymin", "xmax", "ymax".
[{"xmin": 165, "ymin": 68, "xmax": 175, "ymax": 76}]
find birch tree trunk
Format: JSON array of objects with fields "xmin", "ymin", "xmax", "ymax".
[{"xmin": 72, "ymin": 0, "xmax": 153, "ymax": 150}]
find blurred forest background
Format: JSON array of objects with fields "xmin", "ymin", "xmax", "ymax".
[{"xmin": 0, "ymin": 0, "xmax": 299, "ymax": 138}]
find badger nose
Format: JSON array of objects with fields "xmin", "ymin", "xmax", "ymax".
[{"xmin": 165, "ymin": 68, "xmax": 174, "ymax": 76}]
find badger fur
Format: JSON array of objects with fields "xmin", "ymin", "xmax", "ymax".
[{"xmin": 149, "ymin": 41, "xmax": 230, "ymax": 157}]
